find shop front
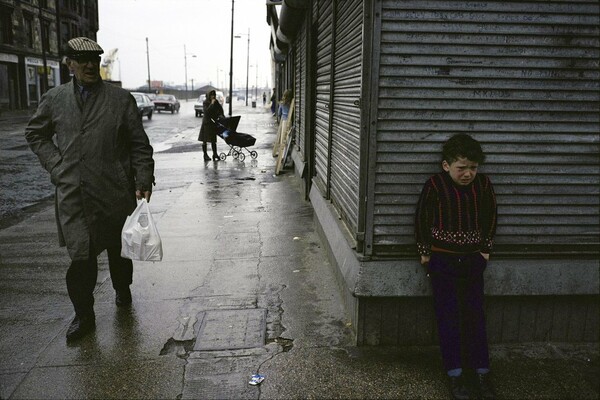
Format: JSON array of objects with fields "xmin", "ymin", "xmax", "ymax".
[
  {"xmin": 0, "ymin": 53, "xmax": 19, "ymax": 112},
  {"xmin": 24, "ymin": 57, "xmax": 60, "ymax": 108}
]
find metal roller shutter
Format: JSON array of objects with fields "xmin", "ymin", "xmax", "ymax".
[
  {"xmin": 329, "ymin": 0, "xmax": 364, "ymax": 233},
  {"xmin": 313, "ymin": 0, "xmax": 333, "ymax": 191},
  {"xmin": 294, "ymin": 19, "xmax": 308, "ymax": 155},
  {"xmin": 373, "ymin": 0, "xmax": 600, "ymax": 257}
]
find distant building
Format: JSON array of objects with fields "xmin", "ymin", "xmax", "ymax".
[{"xmin": 0, "ymin": 0, "xmax": 99, "ymax": 111}]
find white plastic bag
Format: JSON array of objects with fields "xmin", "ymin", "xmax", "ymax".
[{"xmin": 121, "ymin": 199, "xmax": 163, "ymax": 261}]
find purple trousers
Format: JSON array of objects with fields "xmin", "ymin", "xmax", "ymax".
[{"xmin": 428, "ymin": 252, "xmax": 490, "ymax": 372}]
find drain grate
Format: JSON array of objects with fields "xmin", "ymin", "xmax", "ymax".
[{"xmin": 193, "ymin": 308, "xmax": 267, "ymax": 351}]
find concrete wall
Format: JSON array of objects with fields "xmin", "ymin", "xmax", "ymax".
[{"xmin": 309, "ymin": 183, "xmax": 600, "ymax": 345}]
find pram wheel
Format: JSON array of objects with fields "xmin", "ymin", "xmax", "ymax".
[
  {"xmin": 232, "ymin": 149, "xmax": 239, "ymax": 159},
  {"xmin": 250, "ymin": 151, "xmax": 258, "ymax": 159},
  {"xmin": 219, "ymin": 152, "xmax": 227, "ymax": 160},
  {"xmin": 238, "ymin": 152, "xmax": 246, "ymax": 162}
]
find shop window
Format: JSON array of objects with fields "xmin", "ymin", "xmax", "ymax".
[{"xmin": 0, "ymin": 7, "xmax": 14, "ymax": 45}]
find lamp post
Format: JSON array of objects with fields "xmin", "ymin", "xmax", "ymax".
[
  {"xmin": 184, "ymin": 44, "xmax": 196, "ymax": 101},
  {"xmin": 228, "ymin": 0, "xmax": 234, "ymax": 116},
  {"xmin": 146, "ymin": 37, "xmax": 151, "ymax": 94},
  {"xmin": 234, "ymin": 28, "xmax": 250, "ymax": 106}
]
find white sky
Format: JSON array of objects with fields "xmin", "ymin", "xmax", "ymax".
[{"xmin": 97, "ymin": 0, "xmax": 274, "ymax": 91}]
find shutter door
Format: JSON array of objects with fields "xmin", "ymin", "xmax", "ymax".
[
  {"xmin": 313, "ymin": 0, "xmax": 333, "ymax": 191},
  {"xmin": 294, "ymin": 19, "xmax": 308, "ymax": 155},
  {"xmin": 373, "ymin": 0, "xmax": 600, "ymax": 257},
  {"xmin": 329, "ymin": 0, "xmax": 364, "ymax": 232}
]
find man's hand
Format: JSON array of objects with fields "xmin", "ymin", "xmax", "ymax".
[
  {"xmin": 420, "ymin": 255, "xmax": 430, "ymax": 266},
  {"xmin": 480, "ymin": 252, "xmax": 490, "ymax": 261},
  {"xmin": 136, "ymin": 190, "xmax": 152, "ymax": 202}
]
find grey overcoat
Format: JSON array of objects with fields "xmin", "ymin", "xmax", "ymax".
[{"xmin": 25, "ymin": 79, "xmax": 155, "ymax": 261}]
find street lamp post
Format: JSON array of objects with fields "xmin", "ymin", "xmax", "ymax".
[
  {"xmin": 227, "ymin": 0, "xmax": 235, "ymax": 116},
  {"xmin": 184, "ymin": 44, "xmax": 188, "ymax": 101},
  {"xmin": 146, "ymin": 37, "xmax": 151, "ymax": 94},
  {"xmin": 234, "ymin": 29, "xmax": 250, "ymax": 106},
  {"xmin": 184, "ymin": 45, "xmax": 196, "ymax": 101}
]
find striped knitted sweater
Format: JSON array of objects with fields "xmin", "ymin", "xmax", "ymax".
[{"xmin": 415, "ymin": 172, "xmax": 497, "ymax": 256}]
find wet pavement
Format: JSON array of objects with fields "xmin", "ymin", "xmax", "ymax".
[{"xmin": 0, "ymin": 102, "xmax": 598, "ymax": 399}]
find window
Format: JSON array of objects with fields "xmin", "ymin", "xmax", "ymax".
[
  {"xmin": 60, "ymin": 21, "xmax": 70, "ymax": 45},
  {"xmin": 23, "ymin": 13, "xmax": 34, "ymax": 48},
  {"xmin": 41, "ymin": 19, "xmax": 50, "ymax": 51},
  {"xmin": 40, "ymin": 0, "xmax": 48, "ymax": 8},
  {"xmin": 0, "ymin": 7, "xmax": 14, "ymax": 45}
]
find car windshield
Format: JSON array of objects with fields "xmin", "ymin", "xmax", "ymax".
[
  {"xmin": 156, "ymin": 95, "xmax": 173, "ymax": 101},
  {"xmin": 133, "ymin": 94, "xmax": 143, "ymax": 103}
]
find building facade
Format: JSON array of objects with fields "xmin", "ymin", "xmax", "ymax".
[
  {"xmin": 268, "ymin": 0, "xmax": 599, "ymax": 345},
  {"xmin": 0, "ymin": 0, "xmax": 98, "ymax": 111}
]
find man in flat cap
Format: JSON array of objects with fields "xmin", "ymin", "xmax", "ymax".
[{"xmin": 25, "ymin": 37, "xmax": 155, "ymax": 342}]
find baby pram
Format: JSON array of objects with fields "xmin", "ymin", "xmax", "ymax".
[{"xmin": 213, "ymin": 115, "xmax": 258, "ymax": 162}]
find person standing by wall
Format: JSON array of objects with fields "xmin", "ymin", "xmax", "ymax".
[
  {"xmin": 198, "ymin": 89, "xmax": 224, "ymax": 161},
  {"xmin": 415, "ymin": 133, "xmax": 497, "ymax": 400},
  {"xmin": 270, "ymin": 88, "xmax": 277, "ymax": 116},
  {"xmin": 273, "ymin": 89, "xmax": 293, "ymax": 157},
  {"xmin": 262, "ymin": 92, "xmax": 267, "ymax": 106},
  {"xmin": 24, "ymin": 37, "xmax": 155, "ymax": 342}
]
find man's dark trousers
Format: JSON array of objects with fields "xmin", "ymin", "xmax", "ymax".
[
  {"xmin": 66, "ymin": 244, "xmax": 133, "ymax": 317},
  {"xmin": 428, "ymin": 252, "xmax": 490, "ymax": 372}
]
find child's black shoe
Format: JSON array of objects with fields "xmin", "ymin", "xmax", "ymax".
[{"xmin": 448, "ymin": 375, "xmax": 470, "ymax": 399}]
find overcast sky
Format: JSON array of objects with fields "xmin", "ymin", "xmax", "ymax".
[{"xmin": 97, "ymin": 0, "xmax": 274, "ymax": 91}]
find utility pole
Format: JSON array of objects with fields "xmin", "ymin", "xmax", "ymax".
[
  {"xmin": 246, "ymin": 28, "xmax": 250, "ymax": 107},
  {"xmin": 228, "ymin": 0, "xmax": 234, "ymax": 116},
  {"xmin": 184, "ymin": 44, "xmax": 188, "ymax": 101},
  {"xmin": 146, "ymin": 38, "xmax": 151, "ymax": 94},
  {"xmin": 38, "ymin": 2, "xmax": 49, "ymax": 94}
]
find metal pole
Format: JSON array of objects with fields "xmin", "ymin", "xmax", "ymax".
[
  {"xmin": 228, "ymin": 0, "xmax": 234, "ymax": 116},
  {"xmin": 184, "ymin": 44, "xmax": 188, "ymax": 101},
  {"xmin": 38, "ymin": 2, "xmax": 49, "ymax": 93},
  {"xmin": 146, "ymin": 37, "xmax": 151, "ymax": 93},
  {"xmin": 245, "ymin": 28, "xmax": 249, "ymax": 107}
]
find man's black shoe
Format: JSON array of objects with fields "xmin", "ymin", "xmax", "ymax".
[
  {"xmin": 448, "ymin": 375, "xmax": 470, "ymax": 400},
  {"xmin": 115, "ymin": 287, "xmax": 132, "ymax": 307},
  {"xmin": 475, "ymin": 373, "xmax": 496, "ymax": 399},
  {"xmin": 66, "ymin": 315, "xmax": 95, "ymax": 342}
]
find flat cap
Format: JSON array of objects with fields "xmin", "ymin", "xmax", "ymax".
[{"xmin": 65, "ymin": 37, "xmax": 104, "ymax": 57}]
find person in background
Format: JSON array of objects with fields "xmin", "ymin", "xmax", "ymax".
[
  {"xmin": 24, "ymin": 37, "xmax": 155, "ymax": 342},
  {"xmin": 262, "ymin": 92, "xmax": 267, "ymax": 106},
  {"xmin": 198, "ymin": 89, "xmax": 224, "ymax": 161},
  {"xmin": 273, "ymin": 89, "xmax": 293, "ymax": 157},
  {"xmin": 415, "ymin": 133, "xmax": 497, "ymax": 400},
  {"xmin": 270, "ymin": 88, "xmax": 277, "ymax": 116}
]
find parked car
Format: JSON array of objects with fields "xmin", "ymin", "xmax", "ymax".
[
  {"xmin": 153, "ymin": 94, "xmax": 180, "ymax": 114},
  {"xmin": 131, "ymin": 92, "xmax": 154, "ymax": 120},
  {"xmin": 194, "ymin": 94, "xmax": 206, "ymax": 117}
]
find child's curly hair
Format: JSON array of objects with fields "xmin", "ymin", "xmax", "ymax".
[{"xmin": 442, "ymin": 134, "xmax": 486, "ymax": 164}]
